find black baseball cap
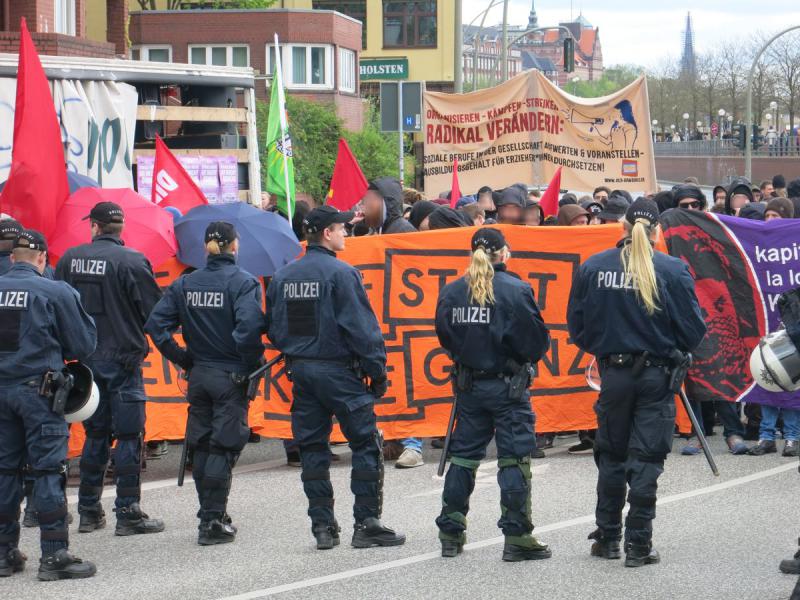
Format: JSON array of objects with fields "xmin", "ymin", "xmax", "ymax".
[
  {"xmin": 205, "ymin": 221, "xmax": 238, "ymax": 247},
  {"xmin": 303, "ymin": 205, "xmax": 354, "ymax": 234},
  {"xmin": 84, "ymin": 201, "xmax": 124, "ymax": 224},
  {"xmin": 597, "ymin": 195, "xmax": 630, "ymax": 222},
  {"xmin": 0, "ymin": 218, "xmax": 23, "ymax": 241},
  {"xmin": 471, "ymin": 228, "xmax": 508, "ymax": 253},
  {"xmin": 14, "ymin": 229, "xmax": 47, "ymax": 252},
  {"xmin": 625, "ymin": 198, "xmax": 660, "ymax": 227}
]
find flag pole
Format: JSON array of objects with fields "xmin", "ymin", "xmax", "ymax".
[{"xmin": 273, "ymin": 33, "xmax": 293, "ymax": 220}]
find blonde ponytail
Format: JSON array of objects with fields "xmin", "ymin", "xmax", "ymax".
[
  {"xmin": 206, "ymin": 240, "xmax": 222, "ymax": 255},
  {"xmin": 621, "ymin": 219, "xmax": 659, "ymax": 315},
  {"xmin": 466, "ymin": 247, "xmax": 497, "ymax": 307}
]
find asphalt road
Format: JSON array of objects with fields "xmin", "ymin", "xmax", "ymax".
[{"xmin": 5, "ymin": 434, "xmax": 800, "ymax": 600}]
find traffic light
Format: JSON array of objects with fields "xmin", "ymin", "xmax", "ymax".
[
  {"xmin": 751, "ymin": 124, "xmax": 763, "ymax": 151},
  {"xmin": 732, "ymin": 124, "xmax": 745, "ymax": 150},
  {"xmin": 563, "ymin": 37, "xmax": 575, "ymax": 73}
]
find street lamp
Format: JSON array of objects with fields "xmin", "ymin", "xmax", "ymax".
[
  {"xmin": 770, "ymin": 100, "xmax": 779, "ymax": 130},
  {"xmin": 718, "ymin": 109, "xmax": 726, "ymax": 137},
  {"xmin": 682, "ymin": 112, "xmax": 689, "ymax": 139},
  {"xmin": 571, "ymin": 75, "xmax": 580, "ymax": 95},
  {"xmin": 696, "ymin": 120, "xmax": 703, "ymax": 137},
  {"xmin": 652, "ymin": 119, "xmax": 658, "ymax": 142}
]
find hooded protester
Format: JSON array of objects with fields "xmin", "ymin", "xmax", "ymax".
[
  {"xmin": 787, "ymin": 178, "xmax": 800, "ymax": 200},
  {"xmin": 725, "ymin": 177, "xmax": 754, "ymax": 216},
  {"xmin": 428, "ymin": 206, "xmax": 472, "ymax": 230},
  {"xmin": 712, "ymin": 185, "xmax": 727, "ymax": 208},
  {"xmin": 557, "ymin": 204, "xmax": 590, "ymax": 226},
  {"xmin": 773, "ymin": 174, "xmax": 787, "ymax": 197},
  {"xmin": 672, "ymin": 185, "xmax": 707, "ymax": 211},
  {"xmin": 652, "ymin": 191, "xmax": 675, "ymax": 214},
  {"xmin": 765, "ymin": 197, "xmax": 795, "ymax": 221},
  {"xmin": 408, "ymin": 200, "xmax": 438, "ymax": 231},
  {"xmin": 495, "ymin": 186, "xmax": 526, "ymax": 224},
  {"xmin": 524, "ymin": 200, "xmax": 543, "ymax": 226},
  {"xmin": 362, "ymin": 177, "xmax": 417, "ymax": 234}
]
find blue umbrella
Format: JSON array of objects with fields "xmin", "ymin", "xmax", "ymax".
[
  {"xmin": 0, "ymin": 171, "xmax": 99, "ymax": 194},
  {"xmin": 175, "ymin": 203, "xmax": 301, "ymax": 277}
]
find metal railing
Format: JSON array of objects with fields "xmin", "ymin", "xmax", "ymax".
[{"xmin": 654, "ymin": 139, "xmax": 800, "ymax": 157}]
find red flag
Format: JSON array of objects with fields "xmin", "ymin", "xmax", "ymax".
[
  {"xmin": 151, "ymin": 135, "xmax": 208, "ymax": 214},
  {"xmin": 326, "ymin": 138, "xmax": 368, "ymax": 211},
  {"xmin": 449, "ymin": 158, "xmax": 461, "ymax": 208},
  {"xmin": 0, "ymin": 18, "xmax": 69, "ymax": 238},
  {"xmin": 539, "ymin": 167, "xmax": 562, "ymax": 217}
]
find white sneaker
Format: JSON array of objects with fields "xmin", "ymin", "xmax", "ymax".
[{"xmin": 395, "ymin": 448, "xmax": 424, "ymax": 469}]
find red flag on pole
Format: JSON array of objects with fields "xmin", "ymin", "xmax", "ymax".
[
  {"xmin": 539, "ymin": 167, "xmax": 562, "ymax": 218},
  {"xmin": 326, "ymin": 138, "xmax": 368, "ymax": 211},
  {"xmin": 0, "ymin": 18, "xmax": 69, "ymax": 238},
  {"xmin": 151, "ymin": 135, "xmax": 208, "ymax": 214},
  {"xmin": 449, "ymin": 158, "xmax": 461, "ymax": 208}
]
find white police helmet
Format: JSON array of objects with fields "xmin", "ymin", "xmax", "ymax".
[
  {"xmin": 749, "ymin": 330, "xmax": 800, "ymax": 392},
  {"xmin": 63, "ymin": 362, "xmax": 100, "ymax": 423},
  {"xmin": 585, "ymin": 357, "xmax": 602, "ymax": 392}
]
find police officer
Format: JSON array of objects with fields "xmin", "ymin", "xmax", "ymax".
[
  {"xmin": 0, "ymin": 218, "xmax": 23, "ymax": 275},
  {"xmin": 145, "ymin": 222, "xmax": 264, "ymax": 545},
  {"xmin": 266, "ymin": 205, "xmax": 405, "ymax": 551},
  {"xmin": 567, "ymin": 198, "xmax": 706, "ymax": 567},
  {"xmin": 54, "ymin": 202, "xmax": 164, "ymax": 536},
  {"xmin": 434, "ymin": 228, "xmax": 551, "ymax": 561},
  {"xmin": 0, "ymin": 230, "xmax": 97, "ymax": 580}
]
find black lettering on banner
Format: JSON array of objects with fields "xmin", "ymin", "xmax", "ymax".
[
  {"xmin": 398, "ymin": 268, "xmax": 424, "ymax": 307},
  {"xmin": 567, "ymin": 343, "xmax": 587, "ymax": 376},
  {"xmin": 539, "ymin": 338, "xmax": 559, "ymax": 377},
  {"xmin": 423, "ymin": 347, "xmax": 452, "ymax": 386},
  {"xmin": 429, "ymin": 268, "xmax": 459, "ymax": 294},
  {"xmin": 527, "ymin": 272, "xmax": 557, "ymax": 310}
]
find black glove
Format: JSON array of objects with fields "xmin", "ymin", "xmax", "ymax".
[{"xmin": 369, "ymin": 374, "xmax": 388, "ymax": 399}]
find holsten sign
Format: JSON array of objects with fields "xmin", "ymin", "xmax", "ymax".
[{"xmin": 360, "ymin": 57, "xmax": 408, "ymax": 80}]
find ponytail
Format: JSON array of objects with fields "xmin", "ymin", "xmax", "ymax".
[
  {"xmin": 205, "ymin": 238, "xmax": 238, "ymax": 256},
  {"xmin": 466, "ymin": 246, "xmax": 498, "ymax": 307},
  {"xmin": 206, "ymin": 240, "xmax": 222, "ymax": 255},
  {"xmin": 621, "ymin": 219, "xmax": 659, "ymax": 315}
]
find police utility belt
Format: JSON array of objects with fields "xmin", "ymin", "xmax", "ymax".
[
  {"xmin": 284, "ymin": 356, "xmax": 363, "ymax": 380},
  {"xmin": 600, "ymin": 350, "xmax": 691, "ymax": 394},
  {"xmin": 27, "ymin": 370, "xmax": 74, "ymax": 416},
  {"xmin": 453, "ymin": 360, "xmax": 532, "ymax": 400}
]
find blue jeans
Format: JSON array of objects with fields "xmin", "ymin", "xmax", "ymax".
[
  {"xmin": 401, "ymin": 438, "xmax": 423, "ymax": 452},
  {"xmin": 759, "ymin": 406, "xmax": 800, "ymax": 441},
  {"xmin": 689, "ymin": 400, "xmax": 745, "ymax": 439}
]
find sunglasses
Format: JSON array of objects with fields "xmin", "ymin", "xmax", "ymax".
[{"xmin": 679, "ymin": 200, "xmax": 701, "ymax": 209}]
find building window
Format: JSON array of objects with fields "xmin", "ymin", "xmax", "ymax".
[
  {"xmin": 383, "ymin": 1, "xmax": 437, "ymax": 48},
  {"xmin": 312, "ymin": 1, "xmax": 367, "ymax": 50},
  {"xmin": 189, "ymin": 45, "xmax": 250, "ymax": 68},
  {"xmin": 54, "ymin": 0, "xmax": 76, "ymax": 36},
  {"xmin": 267, "ymin": 44, "xmax": 333, "ymax": 90},
  {"xmin": 338, "ymin": 48, "xmax": 356, "ymax": 93},
  {"xmin": 131, "ymin": 46, "xmax": 173, "ymax": 63}
]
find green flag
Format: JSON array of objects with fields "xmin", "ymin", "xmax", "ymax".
[{"xmin": 265, "ymin": 53, "xmax": 295, "ymax": 219}]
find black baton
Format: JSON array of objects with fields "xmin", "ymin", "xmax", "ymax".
[
  {"xmin": 679, "ymin": 389, "xmax": 719, "ymax": 477},
  {"xmin": 437, "ymin": 395, "xmax": 458, "ymax": 478}
]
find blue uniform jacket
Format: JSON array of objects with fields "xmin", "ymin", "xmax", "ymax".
[
  {"xmin": 435, "ymin": 264, "xmax": 550, "ymax": 372},
  {"xmin": 0, "ymin": 251, "xmax": 11, "ymax": 276},
  {"xmin": 265, "ymin": 245, "xmax": 387, "ymax": 380},
  {"xmin": 567, "ymin": 244, "xmax": 707, "ymax": 358},
  {"xmin": 0, "ymin": 263, "xmax": 97, "ymax": 385},
  {"xmin": 145, "ymin": 253, "xmax": 265, "ymax": 374}
]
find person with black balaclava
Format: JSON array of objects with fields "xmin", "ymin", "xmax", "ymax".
[{"xmin": 361, "ymin": 177, "xmax": 417, "ymax": 235}]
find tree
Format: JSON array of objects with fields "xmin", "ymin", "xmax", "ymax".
[
  {"xmin": 768, "ymin": 31, "xmax": 800, "ymax": 135},
  {"xmin": 718, "ymin": 43, "xmax": 746, "ymax": 121},
  {"xmin": 696, "ymin": 51, "xmax": 722, "ymax": 129}
]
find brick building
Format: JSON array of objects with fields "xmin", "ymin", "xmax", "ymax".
[
  {"xmin": 0, "ymin": 0, "xmax": 126, "ymax": 57},
  {"xmin": 129, "ymin": 8, "xmax": 364, "ymax": 129}
]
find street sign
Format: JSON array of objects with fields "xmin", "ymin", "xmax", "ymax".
[
  {"xmin": 379, "ymin": 81, "xmax": 422, "ymax": 133},
  {"xmin": 711, "ymin": 122, "xmax": 719, "ymax": 135},
  {"xmin": 360, "ymin": 58, "xmax": 409, "ymax": 81}
]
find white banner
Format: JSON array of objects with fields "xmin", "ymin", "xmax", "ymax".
[{"xmin": 0, "ymin": 79, "xmax": 138, "ymax": 187}]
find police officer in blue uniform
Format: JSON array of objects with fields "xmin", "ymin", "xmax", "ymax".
[
  {"xmin": 0, "ymin": 230, "xmax": 98, "ymax": 580},
  {"xmin": 0, "ymin": 219, "xmax": 23, "ymax": 275},
  {"xmin": 145, "ymin": 222, "xmax": 265, "ymax": 545},
  {"xmin": 434, "ymin": 228, "xmax": 551, "ymax": 561},
  {"xmin": 55, "ymin": 202, "xmax": 164, "ymax": 537},
  {"xmin": 567, "ymin": 198, "xmax": 706, "ymax": 567},
  {"xmin": 266, "ymin": 206, "xmax": 405, "ymax": 551}
]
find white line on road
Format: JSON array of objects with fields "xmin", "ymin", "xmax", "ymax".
[{"xmin": 213, "ymin": 462, "xmax": 797, "ymax": 600}]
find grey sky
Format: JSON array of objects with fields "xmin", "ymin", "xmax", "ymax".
[{"xmin": 463, "ymin": 0, "xmax": 800, "ymax": 68}]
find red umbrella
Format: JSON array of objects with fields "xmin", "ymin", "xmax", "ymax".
[{"xmin": 48, "ymin": 188, "xmax": 177, "ymax": 268}]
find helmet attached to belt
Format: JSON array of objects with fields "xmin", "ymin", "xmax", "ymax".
[{"xmin": 63, "ymin": 362, "xmax": 100, "ymax": 423}]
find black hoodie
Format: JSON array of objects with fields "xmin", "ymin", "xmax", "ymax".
[
  {"xmin": 368, "ymin": 177, "xmax": 417, "ymax": 234},
  {"xmin": 724, "ymin": 177, "xmax": 754, "ymax": 215}
]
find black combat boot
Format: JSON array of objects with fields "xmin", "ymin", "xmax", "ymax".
[
  {"xmin": 625, "ymin": 542, "xmax": 660, "ymax": 567},
  {"xmin": 22, "ymin": 505, "xmax": 38, "ymax": 528},
  {"xmin": 37, "ymin": 549, "xmax": 96, "ymax": 581},
  {"xmin": 588, "ymin": 528, "xmax": 621, "ymax": 559},
  {"xmin": 780, "ymin": 541, "xmax": 800, "ymax": 574},
  {"xmin": 198, "ymin": 518, "xmax": 236, "ymax": 546},
  {"xmin": 352, "ymin": 517, "xmax": 406, "ymax": 548},
  {"xmin": 0, "ymin": 547, "xmax": 27, "ymax": 577},
  {"xmin": 114, "ymin": 503, "xmax": 165, "ymax": 536},
  {"xmin": 502, "ymin": 534, "xmax": 552, "ymax": 562},
  {"xmin": 440, "ymin": 536, "xmax": 465, "ymax": 558},
  {"xmin": 313, "ymin": 522, "xmax": 341, "ymax": 550},
  {"xmin": 78, "ymin": 503, "xmax": 106, "ymax": 533}
]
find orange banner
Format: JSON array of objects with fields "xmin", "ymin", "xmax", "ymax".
[{"xmin": 68, "ymin": 225, "xmax": 689, "ymax": 458}]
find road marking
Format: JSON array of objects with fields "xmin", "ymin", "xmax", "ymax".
[{"xmin": 214, "ymin": 462, "xmax": 797, "ymax": 600}]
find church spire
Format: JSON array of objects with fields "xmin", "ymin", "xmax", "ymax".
[{"xmin": 528, "ymin": 0, "xmax": 539, "ymax": 29}]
